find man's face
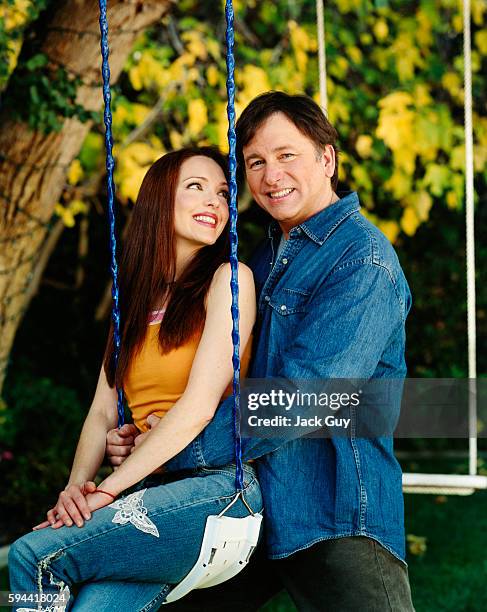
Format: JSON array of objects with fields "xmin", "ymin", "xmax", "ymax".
[{"xmin": 242, "ymin": 112, "xmax": 335, "ymax": 235}]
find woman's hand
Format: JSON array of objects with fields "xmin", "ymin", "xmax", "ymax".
[
  {"xmin": 85, "ymin": 489, "xmax": 117, "ymax": 512},
  {"xmin": 33, "ymin": 481, "xmax": 98, "ymax": 531}
]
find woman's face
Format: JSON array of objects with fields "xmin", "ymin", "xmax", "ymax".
[{"xmin": 174, "ymin": 156, "xmax": 229, "ymax": 251}]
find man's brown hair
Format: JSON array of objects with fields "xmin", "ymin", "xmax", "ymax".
[{"xmin": 235, "ymin": 91, "xmax": 339, "ymax": 190}]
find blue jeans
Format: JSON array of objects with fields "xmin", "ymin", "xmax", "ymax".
[{"xmin": 8, "ymin": 465, "xmax": 262, "ymax": 612}]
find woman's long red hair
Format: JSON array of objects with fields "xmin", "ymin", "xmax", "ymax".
[{"xmin": 103, "ymin": 147, "xmax": 229, "ymax": 388}]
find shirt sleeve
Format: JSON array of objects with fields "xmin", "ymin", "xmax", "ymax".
[{"xmin": 165, "ymin": 262, "xmax": 407, "ymax": 471}]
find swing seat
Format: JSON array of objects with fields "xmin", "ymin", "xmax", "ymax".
[{"xmin": 164, "ymin": 511, "xmax": 263, "ymax": 603}]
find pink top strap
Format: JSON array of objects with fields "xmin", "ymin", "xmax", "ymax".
[{"xmin": 148, "ymin": 309, "xmax": 166, "ymax": 325}]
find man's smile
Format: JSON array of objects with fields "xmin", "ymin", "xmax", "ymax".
[{"xmin": 266, "ymin": 188, "xmax": 295, "ymax": 201}]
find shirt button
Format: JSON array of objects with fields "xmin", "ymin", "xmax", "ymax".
[
  {"xmin": 282, "ymin": 258, "xmax": 288, "ymax": 265},
  {"xmin": 280, "ymin": 304, "xmax": 287, "ymax": 311},
  {"xmin": 264, "ymin": 295, "xmax": 271, "ymax": 302}
]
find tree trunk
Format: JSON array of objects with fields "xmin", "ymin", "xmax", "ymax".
[{"xmin": 0, "ymin": 0, "xmax": 172, "ymax": 393}]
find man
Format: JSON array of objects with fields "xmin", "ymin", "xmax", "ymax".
[{"xmin": 108, "ymin": 91, "xmax": 414, "ymax": 610}]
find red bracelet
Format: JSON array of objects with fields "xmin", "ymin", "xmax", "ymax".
[{"xmin": 96, "ymin": 488, "xmax": 116, "ymax": 500}]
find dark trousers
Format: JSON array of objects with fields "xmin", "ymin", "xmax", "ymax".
[{"xmin": 166, "ymin": 536, "xmax": 414, "ymax": 612}]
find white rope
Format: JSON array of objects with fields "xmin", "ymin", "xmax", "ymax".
[
  {"xmin": 316, "ymin": 0, "xmax": 328, "ymax": 112},
  {"xmin": 463, "ymin": 0, "xmax": 477, "ymax": 476}
]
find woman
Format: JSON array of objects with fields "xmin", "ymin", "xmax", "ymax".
[{"xmin": 8, "ymin": 147, "xmax": 261, "ymax": 611}]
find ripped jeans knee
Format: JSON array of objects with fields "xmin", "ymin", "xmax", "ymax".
[{"xmin": 8, "ymin": 539, "xmax": 71, "ymax": 611}]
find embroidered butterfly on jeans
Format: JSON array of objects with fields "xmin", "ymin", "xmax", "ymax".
[{"xmin": 109, "ymin": 488, "xmax": 159, "ymax": 537}]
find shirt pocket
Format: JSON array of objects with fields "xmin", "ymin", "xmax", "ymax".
[{"xmin": 269, "ymin": 288, "xmax": 310, "ymax": 316}]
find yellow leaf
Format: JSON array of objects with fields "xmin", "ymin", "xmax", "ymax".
[
  {"xmin": 414, "ymin": 110, "xmax": 448, "ymax": 161},
  {"xmin": 336, "ymin": 0, "xmax": 362, "ymax": 14},
  {"xmin": 169, "ymin": 53, "xmax": 196, "ymax": 82},
  {"xmin": 132, "ymin": 104, "xmax": 151, "ymax": 126},
  {"xmin": 446, "ymin": 191, "xmax": 459, "ymax": 209},
  {"xmin": 289, "ymin": 21, "xmax": 310, "ymax": 73},
  {"xmin": 423, "ymin": 164, "xmax": 451, "ymax": 197},
  {"xmin": 407, "ymin": 534, "xmax": 427, "ymax": 557},
  {"xmin": 182, "ymin": 31, "xmax": 207, "ymax": 61},
  {"xmin": 474, "ymin": 144, "xmax": 487, "ymax": 172},
  {"xmin": 351, "ymin": 165, "xmax": 373, "ymax": 192},
  {"xmin": 67, "ymin": 159, "xmax": 83, "ymax": 186},
  {"xmin": 470, "ymin": 50, "xmax": 482, "ymax": 73},
  {"xmin": 472, "ymin": 0, "xmax": 486, "ymax": 26},
  {"xmin": 376, "ymin": 97, "xmax": 415, "ymax": 153},
  {"xmin": 113, "ymin": 104, "xmax": 130, "ymax": 129},
  {"xmin": 450, "ymin": 145, "xmax": 465, "ymax": 171},
  {"xmin": 451, "ymin": 173, "xmax": 465, "ymax": 204},
  {"xmin": 411, "ymin": 191, "xmax": 432, "ymax": 222},
  {"xmin": 337, "ymin": 151, "xmax": 350, "ymax": 183},
  {"xmin": 475, "ymin": 30, "xmax": 487, "ymax": 55},
  {"xmin": 69, "ymin": 200, "xmax": 88, "ymax": 215},
  {"xmin": 394, "ymin": 147, "xmax": 416, "ymax": 175},
  {"xmin": 355, "ymin": 135, "xmax": 373, "ymax": 159},
  {"xmin": 360, "ymin": 32, "xmax": 373, "ymax": 45},
  {"xmin": 329, "ymin": 56, "xmax": 349, "ymax": 80},
  {"xmin": 373, "ymin": 19, "xmax": 389, "ymax": 41},
  {"xmin": 378, "ymin": 91, "xmax": 414, "ymax": 112},
  {"xmin": 188, "ymin": 99, "xmax": 208, "ymax": 137},
  {"xmin": 170, "ymin": 130, "xmax": 184, "ymax": 150},
  {"xmin": 125, "ymin": 142, "xmax": 159, "ymax": 166},
  {"xmin": 1, "ymin": 0, "xmax": 30, "ymax": 30},
  {"xmin": 237, "ymin": 65, "xmax": 271, "ymax": 101},
  {"xmin": 129, "ymin": 52, "xmax": 170, "ymax": 92},
  {"xmin": 129, "ymin": 65, "xmax": 143, "ymax": 91},
  {"xmin": 149, "ymin": 135, "xmax": 164, "ymax": 151},
  {"xmin": 327, "ymin": 98, "xmax": 350, "ymax": 124},
  {"xmin": 289, "ymin": 20, "xmax": 310, "ymax": 51},
  {"xmin": 55, "ymin": 204, "xmax": 75, "ymax": 228},
  {"xmin": 308, "ymin": 34, "xmax": 318, "ymax": 53},
  {"xmin": 378, "ymin": 220, "xmax": 401, "ymax": 243},
  {"xmin": 413, "ymin": 84, "xmax": 432, "ymax": 107},
  {"xmin": 442, "ymin": 71, "xmax": 463, "ymax": 101},
  {"xmin": 401, "ymin": 206, "xmax": 420, "ymax": 237},
  {"xmin": 391, "ymin": 32, "xmax": 424, "ymax": 81},
  {"xmin": 348, "ymin": 46, "xmax": 363, "ymax": 64},
  {"xmin": 206, "ymin": 39, "xmax": 221, "ymax": 60},
  {"xmin": 478, "ymin": 116, "xmax": 487, "ymax": 147},
  {"xmin": 416, "ymin": 9, "xmax": 433, "ymax": 47},
  {"xmin": 207, "ymin": 65, "xmax": 220, "ymax": 87},
  {"xmin": 115, "ymin": 142, "xmax": 162, "ymax": 203},
  {"xmin": 118, "ymin": 169, "xmax": 149, "ymax": 203},
  {"xmin": 385, "ymin": 170, "xmax": 412, "ymax": 199},
  {"xmin": 218, "ymin": 116, "xmax": 229, "ymax": 153},
  {"xmin": 452, "ymin": 14, "xmax": 463, "ymax": 33}
]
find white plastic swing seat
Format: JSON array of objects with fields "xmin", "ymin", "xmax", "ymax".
[
  {"xmin": 402, "ymin": 472, "xmax": 487, "ymax": 496},
  {"xmin": 164, "ymin": 511, "xmax": 263, "ymax": 604}
]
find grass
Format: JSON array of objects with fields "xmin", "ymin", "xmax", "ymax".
[
  {"xmin": 2, "ymin": 489, "xmax": 487, "ymax": 611},
  {"xmin": 404, "ymin": 489, "xmax": 487, "ymax": 611},
  {"xmin": 260, "ymin": 489, "xmax": 487, "ymax": 612}
]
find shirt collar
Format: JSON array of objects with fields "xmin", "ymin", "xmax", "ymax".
[{"xmin": 267, "ymin": 191, "xmax": 360, "ymax": 245}]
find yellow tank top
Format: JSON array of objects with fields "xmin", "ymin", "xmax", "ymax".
[{"xmin": 124, "ymin": 314, "xmax": 252, "ymax": 433}]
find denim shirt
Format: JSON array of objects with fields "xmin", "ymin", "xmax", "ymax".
[{"xmin": 167, "ymin": 192, "xmax": 412, "ymax": 562}]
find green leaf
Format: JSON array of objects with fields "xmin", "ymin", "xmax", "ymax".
[{"xmin": 25, "ymin": 53, "xmax": 48, "ymax": 71}]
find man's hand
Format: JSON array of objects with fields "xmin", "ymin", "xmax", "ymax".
[{"xmin": 106, "ymin": 423, "xmax": 139, "ymax": 467}]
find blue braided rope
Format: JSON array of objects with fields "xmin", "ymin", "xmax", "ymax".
[
  {"xmin": 98, "ymin": 0, "xmax": 125, "ymax": 428},
  {"xmin": 225, "ymin": 0, "xmax": 244, "ymax": 492}
]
